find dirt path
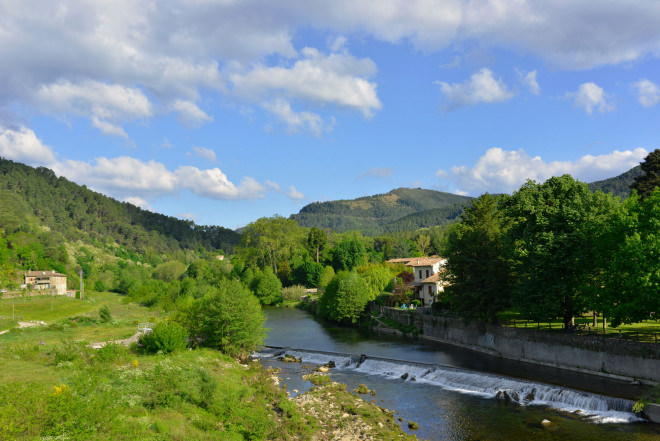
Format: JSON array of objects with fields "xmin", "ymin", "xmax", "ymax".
[{"xmin": 88, "ymin": 331, "xmax": 143, "ymax": 349}]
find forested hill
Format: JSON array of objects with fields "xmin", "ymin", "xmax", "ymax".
[
  {"xmin": 587, "ymin": 166, "xmax": 642, "ymax": 198},
  {"xmin": 0, "ymin": 158, "xmax": 240, "ymax": 258},
  {"xmin": 290, "ymin": 187, "xmax": 472, "ymax": 234}
]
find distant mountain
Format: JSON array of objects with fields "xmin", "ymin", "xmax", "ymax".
[
  {"xmin": 290, "ymin": 188, "xmax": 472, "ymax": 234},
  {"xmin": 587, "ymin": 166, "xmax": 642, "ymax": 199}
]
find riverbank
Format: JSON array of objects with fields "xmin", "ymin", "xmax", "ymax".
[{"xmin": 373, "ymin": 306, "xmax": 660, "ymax": 386}]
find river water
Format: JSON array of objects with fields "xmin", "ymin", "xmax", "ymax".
[{"xmin": 257, "ymin": 306, "xmax": 660, "ymax": 441}]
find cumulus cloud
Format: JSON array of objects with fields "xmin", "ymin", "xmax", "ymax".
[
  {"xmin": 171, "ymin": 99, "xmax": 213, "ymax": 127},
  {"xmin": 632, "ymin": 79, "xmax": 660, "ymax": 107},
  {"xmin": 446, "ymin": 147, "xmax": 647, "ymax": 195},
  {"xmin": 0, "ymin": 126, "xmax": 56, "ymax": 166},
  {"xmin": 570, "ymin": 82, "xmax": 615, "ymax": 114},
  {"xmin": 518, "ymin": 70, "xmax": 540, "ymax": 95},
  {"xmin": 285, "ymin": 185, "xmax": 305, "ymax": 201},
  {"xmin": 231, "ymin": 47, "xmax": 381, "ymax": 119},
  {"xmin": 262, "ymin": 99, "xmax": 330, "ymax": 136},
  {"xmin": 190, "ymin": 146, "xmax": 217, "ymax": 162},
  {"xmin": 36, "ymin": 80, "xmax": 152, "ymax": 134},
  {"xmin": 358, "ymin": 167, "xmax": 394, "ymax": 179},
  {"xmin": 124, "ymin": 197, "xmax": 152, "ymax": 211},
  {"xmin": 265, "ymin": 180, "xmax": 281, "ymax": 191},
  {"xmin": 50, "ymin": 155, "xmax": 264, "ymax": 201},
  {"xmin": 437, "ymin": 69, "xmax": 514, "ymax": 110}
]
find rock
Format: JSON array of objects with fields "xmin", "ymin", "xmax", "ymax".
[
  {"xmin": 408, "ymin": 421, "xmax": 419, "ymax": 430},
  {"xmin": 326, "ymin": 360, "xmax": 336, "ymax": 368},
  {"xmin": 401, "ymin": 373, "xmax": 409, "ymax": 380},
  {"xmin": 316, "ymin": 366, "xmax": 330, "ymax": 373},
  {"xmin": 541, "ymin": 419, "xmax": 552, "ymax": 426}
]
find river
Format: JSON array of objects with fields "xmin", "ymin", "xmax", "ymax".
[{"xmin": 257, "ymin": 306, "xmax": 660, "ymax": 441}]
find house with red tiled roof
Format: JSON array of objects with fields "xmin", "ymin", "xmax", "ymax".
[{"xmin": 406, "ymin": 257, "xmax": 447, "ymax": 306}]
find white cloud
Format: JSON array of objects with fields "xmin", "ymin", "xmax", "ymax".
[
  {"xmin": 571, "ymin": 82, "xmax": 615, "ymax": 114},
  {"xmin": 435, "ymin": 169, "xmax": 450, "ymax": 179},
  {"xmin": 262, "ymin": 99, "xmax": 331, "ymax": 136},
  {"xmin": 124, "ymin": 197, "xmax": 152, "ymax": 211},
  {"xmin": 175, "ymin": 166, "xmax": 264, "ymax": 200},
  {"xmin": 178, "ymin": 213, "xmax": 197, "ymax": 221},
  {"xmin": 437, "ymin": 68, "xmax": 514, "ymax": 110},
  {"xmin": 91, "ymin": 117, "xmax": 129, "ymax": 139},
  {"xmin": 171, "ymin": 99, "xmax": 213, "ymax": 127},
  {"xmin": 632, "ymin": 79, "xmax": 660, "ymax": 107},
  {"xmin": 518, "ymin": 70, "xmax": 540, "ymax": 95},
  {"xmin": 231, "ymin": 48, "xmax": 381, "ymax": 119},
  {"xmin": 0, "ymin": 126, "xmax": 56, "ymax": 166},
  {"xmin": 51, "ymin": 155, "xmax": 265, "ymax": 201},
  {"xmin": 190, "ymin": 146, "xmax": 217, "ymax": 162},
  {"xmin": 265, "ymin": 180, "xmax": 281, "ymax": 191},
  {"xmin": 447, "ymin": 147, "xmax": 648, "ymax": 195},
  {"xmin": 358, "ymin": 167, "xmax": 394, "ymax": 179},
  {"xmin": 36, "ymin": 80, "xmax": 152, "ymax": 134},
  {"xmin": 285, "ymin": 185, "xmax": 305, "ymax": 200}
]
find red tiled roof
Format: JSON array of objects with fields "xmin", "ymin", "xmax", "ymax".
[
  {"xmin": 406, "ymin": 257, "xmax": 445, "ymax": 267},
  {"xmin": 26, "ymin": 270, "xmax": 67, "ymax": 277}
]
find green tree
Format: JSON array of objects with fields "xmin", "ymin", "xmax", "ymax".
[
  {"xmin": 415, "ymin": 234, "xmax": 430, "ymax": 256},
  {"xmin": 318, "ymin": 265, "xmax": 335, "ymax": 289},
  {"xmin": 331, "ymin": 234, "xmax": 367, "ymax": 271},
  {"xmin": 503, "ymin": 176, "xmax": 618, "ymax": 329},
  {"xmin": 237, "ymin": 216, "xmax": 306, "ymax": 272},
  {"xmin": 444, "ymin": 194, "xmax": 512, "ymax": 323},
  {"xmin": 178, "ymin": 279, "xmax": 266, "ymax": 359},
  {"xmin": 631, "ymin": 149, "xmax": 660, "ymax": 199},
  {"xmin": 318, "ymin": 271, "xmax": 370, "ymax": 324},
  {"xmin": 307, "ymin": 227, "xmax": 327, "ymax": 263},
  {"xmin": 596, "ymin": 189, "xmax": 660, "ymax": 326},
  {"xmin": 250, "ymin": 268, "xmax": 283, "ymax": 305},
  {"xmin": 357, "ymin": 264, "xmax": 394, "ymax": 301}
]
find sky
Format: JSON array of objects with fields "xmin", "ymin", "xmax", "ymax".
[{"xmin": 0, "ymin": 1, "xmax": 659, "ymax": 229}]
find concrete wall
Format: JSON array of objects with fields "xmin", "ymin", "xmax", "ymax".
[{"xmin": 375, "ymin": 306, "xmax": 660, "ymax": 384}]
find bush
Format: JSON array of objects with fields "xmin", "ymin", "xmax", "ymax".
[
  {"xmin": 178, "ymin": 279, "xmax": 266, "ymax": 359},
  {"xmin": 139, "ymin": 321, "xmax": 189, "ymax": 354},
  {"xmin": 99, "ymin": 305, "xmax": 112, "ymax": 323},
  {"xmin": 282, "ymin": 285, "xmax": 307, "ymax": 302},
  {"xmin": 95, "ymin": 342, "xmax": 131, "ymax": 364}
]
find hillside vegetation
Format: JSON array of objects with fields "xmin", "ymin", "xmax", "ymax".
[
  {"xmin": 587, "ymin": 165, "xmax": 642, "ymax": 198},
  {"xmin": 290, "ymin": 188, "xmax": 472, "ymax": 235}
]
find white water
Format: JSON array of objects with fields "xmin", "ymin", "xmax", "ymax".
[{"xmin": 257, "ymin": 348, "xmax": 642, "ymax": 424}]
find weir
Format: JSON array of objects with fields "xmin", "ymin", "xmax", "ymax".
[{"xmin": 258, "ymin": 345, "xmax": 640, "ymax": 423}]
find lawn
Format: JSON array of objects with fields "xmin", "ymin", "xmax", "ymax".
[{"xmin": 499, "ymin": 310, "xmax": 660, "ymax": 343}]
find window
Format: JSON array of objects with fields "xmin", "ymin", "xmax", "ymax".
[
  {"xmin": 428, "ymin": 286, "xmax": 432, "ymax": 294},
  {"xmin": 426, "ymin": 269, "xmax": 429, "ymax": 278},
  {"xmin": 419, "ymin": 270, "xmax": 422, "ymax": 279}
]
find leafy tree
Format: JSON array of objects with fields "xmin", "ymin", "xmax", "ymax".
[
  {"xmin": 178, "ymin": 279, "xmax": 266, "ymax": 359},
  {"xmin": 356, "ymin": 264, "xmax": 394, "ymax": 301},
  {"xmin": 99, "ymin": 305, "xmax": 112, "ymax": 323},
  {"xmin": 596, "ymin": 189, "xmax": 660, "ymax": 326},
  {"xmin": 318, "ymin": 265, "xmax": 335, "ymax": 289},
  {"xmin": 415, "ymin": 234, "xmax": 430, "ymax": 256},
  {"xmin": 503, "ymin": 176, "xmax": 618, "ymax": 329},
  {"xmin": 330, "ymin": 234, "xmax": 367, "ymax": 271},
  {"xmin": 292, "ymin": 260, "xmax": 324, "ymax": 288},
  {"xmin": 153, "ymin": 261, "xmax": 187, "ymax": 282},
  {"xmin": 307, "ymin": 227, "xmax": 327, "ymax": 263},
  {"xmin": 238, "ymin": 216, "xmax": 306, "ymax": 272},
  {"xmin": 444, "ymin": 194, "xmax": 512, "ymax": 323},
  {"xmin": 318, "ymin": 271, "xmax": 370, "ymax": 324},
  {"xmin": 631, "ymin": 149, "xmax": 660, "ymax": 199},
  {"xmin": 250, "ymin": 268, "xmax": 283, "ymax": 305}
]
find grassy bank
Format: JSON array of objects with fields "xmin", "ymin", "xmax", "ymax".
[{"xmin": 0, "ymin": 292, "xmax": 416, "ymax": 440}]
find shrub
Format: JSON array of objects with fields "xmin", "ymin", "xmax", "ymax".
[
  {"xmin": 139, "ymin": 321, "xmax": 189, "ymax": 354},
  {"xmin": 95, "ymin": 342, "xmax": 131, "ymax": 364},
  {"xmin": 282, "ymin": 285, "xmax": 306, "ymax": 302},
  {"xmin": 99, "ymin": 305, "xmax": 112, "ymax": 323}
]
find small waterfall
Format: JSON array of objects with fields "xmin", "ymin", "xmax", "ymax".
[{"xmin": 255, "ymin": 347, "xmax": 642, "ymax": 424}]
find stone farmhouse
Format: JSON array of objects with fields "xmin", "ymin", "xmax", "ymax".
[{"xmin": 24, "ymin": 270, "xmax": 68, "ymax": 295}]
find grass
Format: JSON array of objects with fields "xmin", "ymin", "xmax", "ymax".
[
  {"xmin": 0, "ymin": 293, "xmax": 317, "ymax": 440},
  {"xmin": 499, "ymin": 310, "xmax": 660, "ymax": 343}
]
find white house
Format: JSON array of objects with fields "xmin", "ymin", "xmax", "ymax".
[{"xmin": 406, "ymin": 257, "xmax": 447, "ymax": 306}]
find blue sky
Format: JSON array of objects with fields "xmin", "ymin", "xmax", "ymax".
[{"xmin": 1, "ymin": 1, "xmax": 659, "ymax": 229}]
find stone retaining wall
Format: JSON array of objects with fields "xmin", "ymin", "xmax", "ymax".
[{"xmin": 374, "ymin": 306, "xmax": 660, "ymax": 384}]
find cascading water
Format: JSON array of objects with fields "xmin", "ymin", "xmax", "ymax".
[{"xmin": 257, "ymin": 347, "xmax": 641, "ymax": 424}]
